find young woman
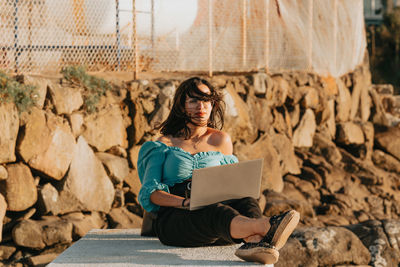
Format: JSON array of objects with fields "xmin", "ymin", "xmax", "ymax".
[{"xmin": 137, "ymin": 77, "xmax": 299, "ymax": 264}]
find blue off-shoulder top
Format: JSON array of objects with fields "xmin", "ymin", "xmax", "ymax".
[{"xmin": 137, "ymin": 141, "xmax": 238, "ymax": 212}]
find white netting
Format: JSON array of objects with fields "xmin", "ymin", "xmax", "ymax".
[{"xmin": 0, "ymin": 0, "xmax": 366, "ymax": 77}]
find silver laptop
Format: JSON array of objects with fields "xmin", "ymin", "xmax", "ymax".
[{"xmin": 190, "ymin": 159, "xmax": 263, "ymax": 210}]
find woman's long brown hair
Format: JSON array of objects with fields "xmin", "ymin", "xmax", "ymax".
[{"xmin": 159, "ymin": 77, "xmax": 224, "ymax": 139}]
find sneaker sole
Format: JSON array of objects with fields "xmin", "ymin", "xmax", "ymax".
[
  {"xmin": 271, "ymin": 210, "xmax": 300, "ymax": 250},
  {"xmin": 235, "ymin": 246, "xmax": 279, "ymax": 265}
]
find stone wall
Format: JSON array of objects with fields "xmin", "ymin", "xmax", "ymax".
[{"xmin": 1, "ymin": 64, "xmax": 400, "ymax": 266}]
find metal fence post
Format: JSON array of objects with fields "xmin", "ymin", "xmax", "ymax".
[
  {"xmin": 208, "ymin": 0, "xmax": 213, "ymax": 77},
  {"xmin": 242, "ymin": 0, "xmax": 247, "ymax": 68},
  {"xmin": 333, "ymin": 0, "xmax": 337, "ymax": 75},
  {"xmin": 151, "ymin": 0, "xmax": 155, "ymax": 52},
  {"xmin": 115, "ymin": 0, "xmax": 121, "ymax": 71},
  {"xmin": 13, "ymin": 0, "xmax": 19, "ymax": 73},
  {"xmin": 265, "ymin": 0, "xmax": 270, "ymax": 73},
  {"xmin": 132, "ymin": 0, "xmax": 138, "ymax": 79},
  {"xmin": 308, "ymin": 0, "xmax": 313, "ymax": 71}
]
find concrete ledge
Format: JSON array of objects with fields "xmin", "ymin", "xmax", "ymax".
[{"xmin": 48, "ymin": 229, "xmax": 273, "ymax": 266}]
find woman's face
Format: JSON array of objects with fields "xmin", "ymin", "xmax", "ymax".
[{"xmin": 184, "ymin": 84, "xmax": 213, "ymax": 126}]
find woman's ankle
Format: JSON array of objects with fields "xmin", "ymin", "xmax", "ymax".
[
  {"xmin": 243, "ymin": 234, "xmax": 263, "ymax": 243},
  {"xmin": 258, "ymin": 217, "xmax": 271, "ymax": 237}
]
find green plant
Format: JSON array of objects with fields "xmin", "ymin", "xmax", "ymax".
[
  {"xmin": 61, "ymin": 65, "xmax": 111, "ymax": 113},
  {"xmin": 0, "ymin": 71, "xmax": 38, "ymax": 113}
]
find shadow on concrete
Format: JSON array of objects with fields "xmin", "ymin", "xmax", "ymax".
[{"xmin": 49, "ymin": 229, "xmax": 267, "ymax": 266}]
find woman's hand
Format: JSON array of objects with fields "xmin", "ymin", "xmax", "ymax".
[
  {"xmin": 182, "ymin": 198, "xmax": 190, "ymax": 209},
  {"xmin": 150, "ymin": 190, "xmax": 190, "ymax": 209}
]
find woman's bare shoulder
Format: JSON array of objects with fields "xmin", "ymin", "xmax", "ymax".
[
  {"xmin": 208, "ymin": 128, "xmax": 233, "ymax": 155},
  {"xmin": 157, "ymin": 135, "xmax": 173, "ymax": 145}
]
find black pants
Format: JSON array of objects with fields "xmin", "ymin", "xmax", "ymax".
[{"xmin": 154, "ymin": 197, "xmax": 262, "ymax": 247}]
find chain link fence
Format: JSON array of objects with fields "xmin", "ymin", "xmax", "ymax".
[{"xmin": 0, "ymin": 0, "xmax": 366, "ymax": 77}]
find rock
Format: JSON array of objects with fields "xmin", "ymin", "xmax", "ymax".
[
  {"xmin": 41, "ymin": 219, "xmax": 73, "ymax": 247},
  {"xmin": 293, "ymin": 72, "xmax": 310, "ymax": 87},
  {"xmin": 61, "ymin": 136, "xmax": 115, "ymax": 213},
  {"xmin": 223, "ymin": 84, "xmax": 257, "ymax": 144},
  {"xmin": 113, "ymin": 188, "xmax": 125, "ymax": 208},
  {"xmin": 48, "ymin": 83, "xmax": 83, "ymax": 115},
  {"xmin": 301, "ymin": 87, "xmax": 319, "ymax": 109},
  {"xmin": 17, "ymin": 108, "xmax": 76, "ymax": 180},
  {"xmin": 289, "ymin": 86, "xmax": 310, "ymax": 105},
  {"xmin": 360, "ymin": 85, "xmax": 372, "ymax": 122},
  {"xmin": 149, "ymin": 105, "xmax": 170, "ymax": 129},
  {"xmin": 252, "ymin": 72, "xmax": 273, "ymax": 95},
  {"xmin": 383, "ymin": 219, "xmax": 400, "ymax": 251},
  {"xmin": 0, "ymin": 102, "xmax": 19, "ymax": 164},
  {"xmin": 372, "ymin": 150, "xmax": 400, "ymax": 174},
  {"xmin": 0, "ymin": 165, "xmax": 7, "ymax": 180},
  {"xmin": 62, "ymin": 212, "xmax": 105, "ymax": 238},
  {"xmin": 12, "ymin": 219, "xmax": 46, "ymax": 249},
  {"xmin": 38, "ymin": 183, "xmax": 88, "ymax": 215},
  {"xmin": 11, "ymin": 251, "xmax": 24, "ymax": 264},
  {"xmin": 157, "ymin": 81, "xmax": 176, "ymax": 105},
  {"xmin": 322, "ymin": 168, "xmax": 348, "ymax": 195},
  {"xmin": 107, "ymin": 207, "xmax": 142, "ymax": 229},
  {"xmin": 124, "ymin": 169, "xmax": 141, "ymax": 198},
  {"xmin": 292, "ymin": 109, "xmax": 316, "ymax": 147},
  {"xmin": 283, "ymin": 175, "xmax": 320, "ymax": 210},
  {"xmin": 27, "ymin": 253, "xmax": 59, "ymax": 266},
  {"xmin": 140, "ymin": 96, "xmax": 156, "ymax": 115},
  {"xmin": 349, "ymin": 69, "xmax": 368, "ymax": 121},
  {"xmin": 128, "ymin": 145, "xmax": 141, "ymax": 170},
  {"xmin": 321, "ymin": 75, "xmax": 338, "ymax": 97},
  {"xmin": 247, "ymin": 97, "xmax": 273, "ymax": 133},
  {"xmin": 210, "ymin": 76, "xmax": 227, "ymax": 88},
  {"xmin": 370, "ymin": 87, "xmax": 390, "ymax": 126},
  {"xmin": 335, "ymin": 78, "xmax": 352, "ymax": 122},
  {"xmin": 346, "ymin": 220, "xmax": 400, "ymax": 267},
  {"xmin": 272, "ymin": 107, "xmax": 292, "ymax": 137},
  {"xmin": 95, "ymin": 152, "xmax": 129, "ymax": 184},
  {"xmin": 0, "ymin": 195, "xmax": 6, "ymax": 242},
  {"xmin": 336, "ymin": 122, "xmax": 365, "ymax": 145},
  {"xmin": 375, "ymin": 127, "xmax": 400, "ymax": 161},
  {"xmin": 282, "ymin": 178, "xmax": 307, "ymax": 201},
  {"xmin": 289, "ymin": 104, "xmax": 300, "ymax": 128},
  {"xmin": 314, "ymin": 92, "xmax": 329, "ymax": 125},
  {"xmin": 311, "ymin": 133, "xmax": 342, "ymax": 165},
  {"xmin": 0, "ymin": 243, "xmax": 17, "ymax": 260},
  {"xmin": 373, "ymin": 84, "xmax": 394, "ymax": 95},
  {"xmin": 268, "ymin": 76, "xmax": 289, "ymax": 107},
  {"xmin": 264, "ymin": 189, "xmax": 314, "ymax": 219},
  {"xmin": 130, "ymin": 97, "xmax": 151, "ymax": 145},
  {"xmin": 38, "ymin": 183, "xmax": 63, "ymax": 215},
  {"xmin": 129, "ymin": 82, "xmax": 159, "ymax": 143},
  {"xmin": 236, "ymin": 134, "xmax": 283, "ymax": 193},
  {"xmin": 360, "ymin": 122, "xmax": 374, "ymax": 160},
  {"xmin": 317, "ymin": 215, "xmax": 351, "ymax": 226},
  {"xmin": 0, "ymin": 163, "xmax": 37, "ymax": 211},
  {"xmin": 326, "ymin": 99, "xmax": 336, "ymax": 138},
  {"xmin": 107, "ymin": 145, "xmax": 128, "ymax": 158},
  {"xmin": 82, "ymin": 105, "xmax": 128, "ymax": 152},
  {"xmin": 96, "ymin": 90, "xmax": 124, "ymax": 110},
  {"xmin": 270, "ymin": 133, "xmax": 301, "ymax": 175},
  {"xmin": 277, "ymin": 227, "xmax": 371, "ymax": 267},
  {"xmin": 23, "ymin": 75, "xmax": 48, "ymax": 109},
  {"xmin": 231, "ymin": 77, "xmax": 247, "ymax": 95},
  {"xmin": 68, "ymin": 112, "xmax": 84, "ymax": 137}
]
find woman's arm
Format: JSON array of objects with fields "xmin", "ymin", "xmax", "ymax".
[{"xmin": 150, "ymin": 190, "xmax": 190, "ymax": 208}]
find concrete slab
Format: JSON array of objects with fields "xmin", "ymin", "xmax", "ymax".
[{"xmin": 48, "ymin": 229, "xmax": 273, "ymax": 267}]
